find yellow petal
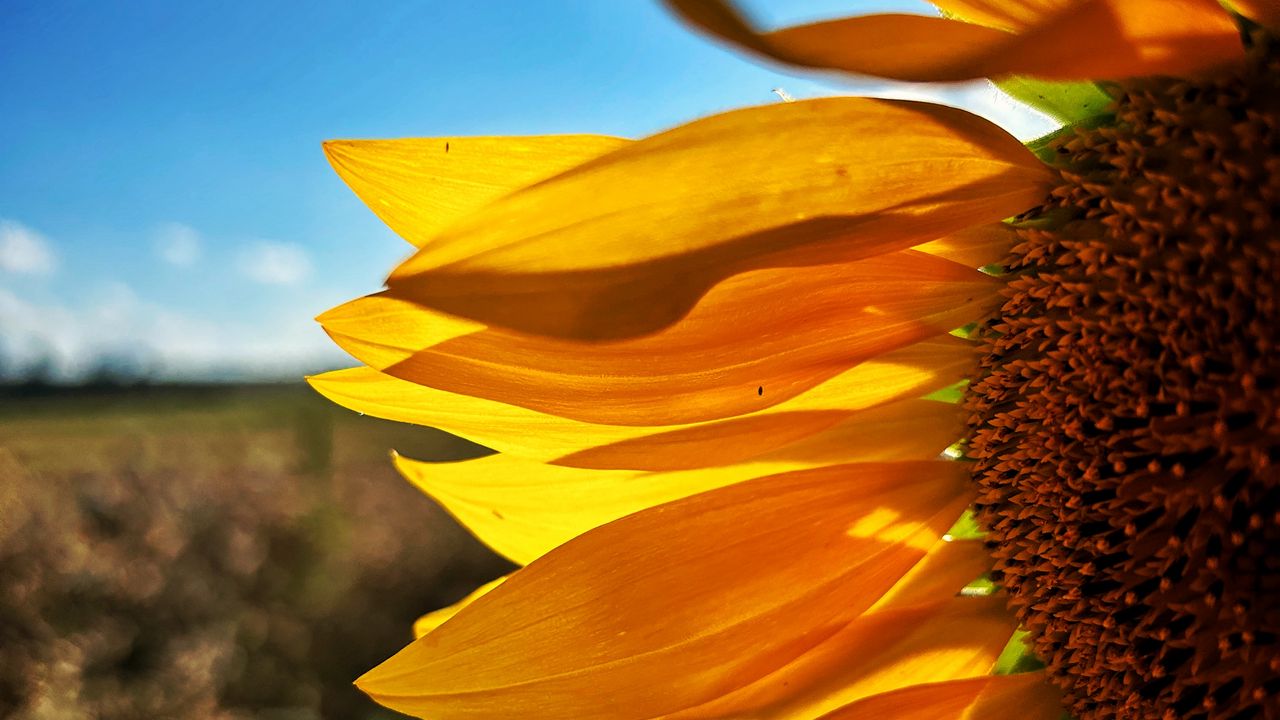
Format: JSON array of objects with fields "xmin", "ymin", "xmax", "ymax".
[
  {"xmin": 324, "ymin": 135, "xmax": 629, "ymax": 247},
  {"xmin": 307, "ymin": 335, "xmax": 976, "ymax": 467},
  {"xmin": 412, "ymin": 577, "xmax": 506, "ymax": 639},
  {"xmin": 817, "ymin": 672, "xmax": 1062, "ymax": 720},
  {"xmin": 667, "ymin": 0, "xmax": 1243, "ymax": 83},
  {"xmin": 665, "ymin": 596, "xmax": 1014, "ymax": 720},
  {"xmin": 1232, "ymin": 0, "xmax": 1280, "ymax": 30},
  {"xmin": 398, "ymin": 417, "xmax": 962, "ymax": 562},
  {"xmin": 913, "ymin": 222, "xmax": 1017, "ymax": 269},
  {"xmin": 357, "ymin": 461, "xmax": 972, "ymax": 719},
  {"xmin": 326, "ymin": 250, "xmax": 998, "ymax": 425},
  {"xmin": 383, "ymin": 97, "xmax": 1048, "ymax": 340}
]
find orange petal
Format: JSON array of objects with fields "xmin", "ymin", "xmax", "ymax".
[
  {"xmin": 666, "ymin": 596, "xmax": 1014, "ymax": 720},
  {"xmin": 913, "ymin": 222, "xmax": 1018, "ymax": 269},
  {"xmin": 383, "ymin": 97, "xmax": 1048, "ymax": 340},
  {"xmin": 667, "ymin": 0, "xmax": 1243, "ymax": 83},
  {"xmin": 1232, "ymin": 1, "xmax": 1280, "ymax": 30},
  {"xmin": 306, "ymin": 336, "xmax": 976, "ymax": 467},
  {"xmin": 870, "ymin": 538, "xmax": 992, "ymax": 611},
  {"xmin": 931, "ymin": 1, "xmax": 1067, "ymax": 31},
  {"xmin": 817, "ymin": 672, "xmax": 1062, "ymax": 720},
  {"xmin": 560, "ymin": 396, "xmax": 961, "ymax": 471},
  {"xmin": 412, "ymin": 577, "xmax": 506, "ymax": 639},
  {"xmin": 324, "ymin": 135, "xmax": 628, "ymax": 247},
  {"xmin": 356, "ymin": 461, "xmax": 972, "ymax": 719},
  {"xmin": 326, "ymin": 250, "xmax": 998, "ymax": 425}
]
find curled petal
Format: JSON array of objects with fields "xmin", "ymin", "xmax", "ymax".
[
  {"xmin": 357, "ymin": 461, "xmax": 972, "ymax": 719},
  {"xmin": 383, "ymin": 97, "xmax": 1048, "ymax": 340},
  {"xmin": 324, "ymin": 250, "xmax": 998, "ymax": 425},
  {"xmin": 324, "ymin": 135, "xmax": 628, "ymax": 247},
  {"xmin": 667, "ymin": 0, "xmax": 1243, "ymax": 83}
]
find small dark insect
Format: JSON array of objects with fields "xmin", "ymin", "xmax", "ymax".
[
  {"xmin": 757, "ymin": 386, "xmax": 763, "ymax": 396},
  {"xmin": 445, "ymin": 142, "xmax": 450, "ymax": 152}
]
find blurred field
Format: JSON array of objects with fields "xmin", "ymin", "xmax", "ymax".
[{"xmin": 0, "ymin": 383, "xmax": 512, "ymax": 720}]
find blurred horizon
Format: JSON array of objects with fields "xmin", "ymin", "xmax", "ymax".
[{"xmin": 0, "ymin": 0, "xmax": 1055, "ymax": 384}]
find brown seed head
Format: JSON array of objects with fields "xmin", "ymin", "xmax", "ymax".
[{"xmin": 965, "ymin": 32, "xmax": 1280, "ymax": 720}]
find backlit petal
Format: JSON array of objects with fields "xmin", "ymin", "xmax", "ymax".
[
  {"xmin": 559, "ymin": 396, "xmax": 961, "ymax": 471},
  {"xmin": 356, "ymin": 462, "xmax": 972, "ymax": 719},
  {"xmin": 306, "ymin": 336, "xmax": 976, "ymax": 467},
  {"xmin": 325, "ymin": 250, "xmax": 998, "ymax": 425},
  {"xmin": 667, "ymin": 0, "xmax": 1243, "ymax": 83},
  {"xmin": 383, "ymin": 97, "xmax": 1048, "ymax": 340},
  {"xmin": 397, "ymin": 429, "xmax": 963, "ymax": 562},
  {"xmin": 817, "ymin": 672, "xmax": 1062, "ymax": 720},
  {"xmin": 324, "ymin": 135, "xmax": 628, "ymax": 247},
  {"xmin": 412, "ymin": 577, "xmax": 506, "ymax": 639},
  {"xmin": 665, "ymin": 596, "xmax": 1014, "ymax": 720},
  {"xmin": 913, "ymin": 222, "xmax": 1017, "ymax": 268},
  {"xmin": 931, "ymin": 1, "xmax": 1062, "ymax": 30},
  {"xmin": 1232, "ymin": 0, "xmax": 1280, "ymax": 30},
  {"xmin": 869, "ymin": 538, "xmax": 992, "ymax": 611}
]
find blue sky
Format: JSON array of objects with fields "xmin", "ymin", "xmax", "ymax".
[{"xmin": 0, "ymin": 0, "xmax": 1052, "ymax": 381}]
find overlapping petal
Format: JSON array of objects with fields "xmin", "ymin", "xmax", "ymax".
[
  {"xmin": 667, "ymin": 0, "xmax": 1243, "ymax": 83},
  {"xmin": 324, "ymin": 135, "xmax": 629, "ymax": 248},
  {"xmin": 412, "ymin": 577, "xmax": 506, "ymax": 638},
  {"xmin": 664, "ymin": 596, "xmax": 1014, "ymax": 719},
  {"xmin": 412, "ymin": 538, "xmax": 987, "ymax": 640},
  {"xmin": 1232, "ymin": 0, "xmax": 1280, "ymax": 30},
  {"xmin": 357, "ymin": 461, "xmax": 972, "ymax": 719},
  {"xmin": 307, "ymin": 335, "xmax": 976, "ymax": 467},
  {"xmin": 323, "ymin": 250, "xmax": 998, "ymax": 425},
  {"xmin": 818, "ymin": 672, "xmax": 1061, "ymax": 720},
  {"xmin": 372, "ymin": 97, "xmax": 1047, "ymax": 340},
  {"xmin": 396, "ymin": 410, "xmax": 959, "ymax": 562},
  {"xmin": 558, "ymin": 395, "xmax": 962, "ymax": 471},
  {"xmin": 912, "ymin": 222, "xmax": 1018, "ymax": 269},
  {"xmin": 931, "ymin": 1, "xmax": 1062, "ymax": 31},
  {"xmin": 870, "ymin": 538, "xmax": 992, "ymax": 611}
]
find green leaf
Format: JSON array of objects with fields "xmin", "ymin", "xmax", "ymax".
[{"xmin": 997, "ymin": 77, "xmax": 1112, "ymax": 125}]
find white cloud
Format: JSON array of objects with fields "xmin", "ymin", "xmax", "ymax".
[
  {"xmin": 0, "ymin": 219, "xmax": 57, "ymax": 275},
  {"xmin": 154, "ymin": 222, "xmax": 202, "ymax": 267},
  {"xmin": 238, "ymin": 241, "xmax": 312, "ymax": 285},
  {"xmin": 0, "ymin": 283, "xmax": 345, "ymax": 381}
]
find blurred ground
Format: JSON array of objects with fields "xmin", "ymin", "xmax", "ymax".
[{"xmin": 0, "ymin": 383, "xmax": 512, "ymax": 720}]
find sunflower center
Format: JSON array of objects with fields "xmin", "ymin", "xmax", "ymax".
[{"xmin": 964, "ymin": 33, "xmax": 1280, "ymax": 720}]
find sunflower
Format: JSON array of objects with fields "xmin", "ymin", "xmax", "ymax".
[{"xmin": 309, "ymin": 1, "xmax": 1278, "ymax": 719}]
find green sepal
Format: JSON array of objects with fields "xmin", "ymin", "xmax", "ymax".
[
  {"xmin": 946, "ymin": 509, "xmax": 986, "ymax": 540},
  {"xmin": 924, "ymin": 380, "xmax": 967, "ymax": 404},
  {"xmin": 1024, "ymin": 114, "xmax": 1114, "ymax": 164},
  {"xmin": 997, "ymin": 77, "xmax": 1113, "ymax": 125},
  {"xmin": 994, "ymin": 629, "xmax": 1048, "ymax": 675}
]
